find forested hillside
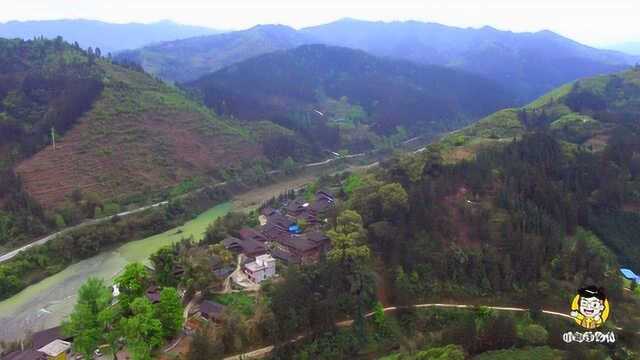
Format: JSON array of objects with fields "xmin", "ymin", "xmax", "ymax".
[
  {"xmin": 170, "ymin": 70, "xmax": 640, "ymax": 357},
  {"xmin": 0, "ymin": 38, "xmax": 283, "ymax": 251},
  {"xmin": 348, "ymin": 67, "xmax": 640, "ymax": 305},
  {"xmin": 116, "ymin": 25, "xmax": 312, "ymax": 83},
  {"xmin": 186, "ymin": 44, "xmax": 515, "ymax": 156},
  {"xmin": 253, "ymin": 68, "xmax": 640, "ymax": 357}
]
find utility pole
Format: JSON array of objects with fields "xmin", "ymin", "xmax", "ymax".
[{"xmin": 51, "ymin": 126, "xmax": 56, "ymax": 150}]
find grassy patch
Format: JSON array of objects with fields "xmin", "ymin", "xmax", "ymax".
[
  {"xmin": 526, "ymin": 83, "xmax": 573, "ymax": 109},
  {"xmin": 212, "ymin": 292, "xmax": 255, "ymax": 317},
  {"xmin": 550, "ymin": 113, "xmax": 601, "ymax": 143},
  {"xmin": 441, "ymin": 109, "xmax": 523, "ymax": 148}
]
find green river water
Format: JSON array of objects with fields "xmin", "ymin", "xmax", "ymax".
[{"xmin": 0, "ymin": 202, "xmax": 231, "ymax": 343}]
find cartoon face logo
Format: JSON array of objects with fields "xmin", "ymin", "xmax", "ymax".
[{"xmin": 570, "ymin": 286, "xmax": 610, "ymax": 329}]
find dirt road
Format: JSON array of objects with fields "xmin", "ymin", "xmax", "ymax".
[{"xmin": 222, "ymin": 303, "xmax": 573, "ymax": 360}]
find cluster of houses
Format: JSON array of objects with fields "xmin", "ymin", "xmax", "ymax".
[
  {"xmin": 220, "ymin": 190, "xmax": 336, "ymax": 285},
  {"xmin": 183, "ymin": 191, "xmax": 337, "ymax": 328},
  {"xmin": 4, "ymin": 326, "xmax": 73, "ymax": 360},
  {"xmin": 3, "ymin": 191, "xmax": 337, "ymax": 359}
]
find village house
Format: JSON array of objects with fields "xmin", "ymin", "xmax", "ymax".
[
  {"xmin": 259, "ymin": 210, "xmax": 297, "ymax": 241},
  {"xmin": 221, "ymin": 237, "xmax": 267, "ymax": 257},
  {"xmin": 243, "ymin": 254, "xmax": 277, "ymax": 283},
  {"xmin": 296, "ymin": 208, "xmax": 319, "ymax": 226},
  {"xmin": 261, "ymin": 207, "xmax": 277, "ymax": 217},
  {"xmin": 306, "ymin": 231, "xmax": 332, "ymax": 253},
  {"xmin": 213, "ymin": 266, "xmax": 234, "ymax": 279},
  {"xmin": 285, "ymin": 198, "xmax": 309, "ymax": 216},
  {"xmin": 5, "ymin": 327, "xmax": 73, "ymax": 360},
  {"xmin": 273, "ymin": 234, "xmax": 325, "ymax": 264},
  {"xmin": 37, "ymin": 340, "xmax": 71, "ymax": 360},
  {"xmin": 199, "ymin": 300, "xmax": 226, "ymax": 322},
  {"xmin": 238, "ymin": 227, "xmax": 268, "ymax": 243},
  {"xmin": 310, "ymin": 191, "xmax": 335, "ymax": 214}
]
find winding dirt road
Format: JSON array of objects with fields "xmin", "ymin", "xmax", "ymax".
[{"xmin": 221, "ymin": 303, "xmax": 574, "ymax": 360}]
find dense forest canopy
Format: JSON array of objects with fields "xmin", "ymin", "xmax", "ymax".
[
  {"xmin": 186, "ymin": 44, "xmax": 515, "ymax": 155},
  {"xmin": 0, "ymin": 37, "xmax": 104, "ymax": 159},
  {"xmin": 0, "ymin": 38, "xmax": 104, "ymax": 248}
]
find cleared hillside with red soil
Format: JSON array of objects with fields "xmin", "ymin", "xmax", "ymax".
[{"xmin": 15, "ymin": 63, "xmax": 261, "ymax": 208}]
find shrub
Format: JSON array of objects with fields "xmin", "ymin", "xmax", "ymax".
[{"xmin": 518, "ymin": 324, "xmax": 548, "ymax": 346}]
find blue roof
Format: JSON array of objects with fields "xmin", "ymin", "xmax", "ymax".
[{"xmin": 620, "ymin": 268, "xmax": 639, "ymax": 281}]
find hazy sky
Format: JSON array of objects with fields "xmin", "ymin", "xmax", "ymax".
[{"xmin": 2, "ymin": 0, "xmax": 639, "ymax": 46}]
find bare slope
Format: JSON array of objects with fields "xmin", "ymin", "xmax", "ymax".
[{"xmin": 16, "ymin": 63, "xmax": 261, "ymax": 207}]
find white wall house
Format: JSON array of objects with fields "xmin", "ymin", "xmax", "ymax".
[{"xmin": 244, "ymin": 254, "xmax": 276, "ymax": 283}]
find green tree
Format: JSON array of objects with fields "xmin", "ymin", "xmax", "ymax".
[
  {"xmin": 114, "ymin": 263, "xmax": 149, "ymax": 312},
  {"xmin": 98, "ymin": 305, "xmax": 123, "ymax": 360},
  {"xmin": 519, "ymin": 324, "xmax": 549, "ymax": 346},
  {"xmin": 62, "ymin": 277, "xmax": 113, "ymax": 359},
  {"xmin": 327, "ymin": 210, "xmax": 372, "ymax": 342},
  {"xmin": 156, "ymin": 287, "xmax": 184, "ymax": 338},
  {"xmin": 150, "ymin": 247, "xmax": 178, "ymax": 287},
  {"xmin": 327, "ymin": 210, "xmax": 370, "ymax": 265},
  {"xmin": 120, "ymin": 297, "xmax": 163, "ymax": 360},
  {"xmin": 378, "ymin": 182, "xmax": 409, "ymax": 219}
]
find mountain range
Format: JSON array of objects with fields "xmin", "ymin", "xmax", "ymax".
[
  {"xmin": 0, "ymin": 19, "xmax": 221, "ymax": 53},
  {"xmin": 303, "ymin": 19, "xmax": 637, "ymax": 102},
  {"xmin": 117, "ymin": 24, "xmax": 311, "ymax": 83},
  {"xmin": 118, "ymin": 19, "xmax": 639, "ymax": 104}
]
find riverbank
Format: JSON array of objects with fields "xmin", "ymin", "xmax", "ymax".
[{"xmin": 0, "ymin": 202, "xmax": 231, "ymax": 343}]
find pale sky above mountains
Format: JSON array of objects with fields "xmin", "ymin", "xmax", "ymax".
[{"xmin": 2, "ymin": 0, "xmax": 639, "ymax": 46}]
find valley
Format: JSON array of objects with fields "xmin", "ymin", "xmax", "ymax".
[
  {"xmin": 1, "ymin": 11, "xmax": 640, "ymax": 360},
  {"xmin": 0, "ymin": 153, "xmax": 378, "ymax": 344}
]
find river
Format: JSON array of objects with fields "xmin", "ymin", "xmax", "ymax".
[
  {"xmin": 0, "ymin": 202, "xmax": 231, "ymax": 343},
  {"xmin": 0, "ymin": 148, "xmax": 401, "ymax": 344}
]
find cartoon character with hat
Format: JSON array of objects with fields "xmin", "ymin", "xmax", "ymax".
[{"xmin": 570, "ymin": 286, "xmax": 610, "ymax": 329}]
